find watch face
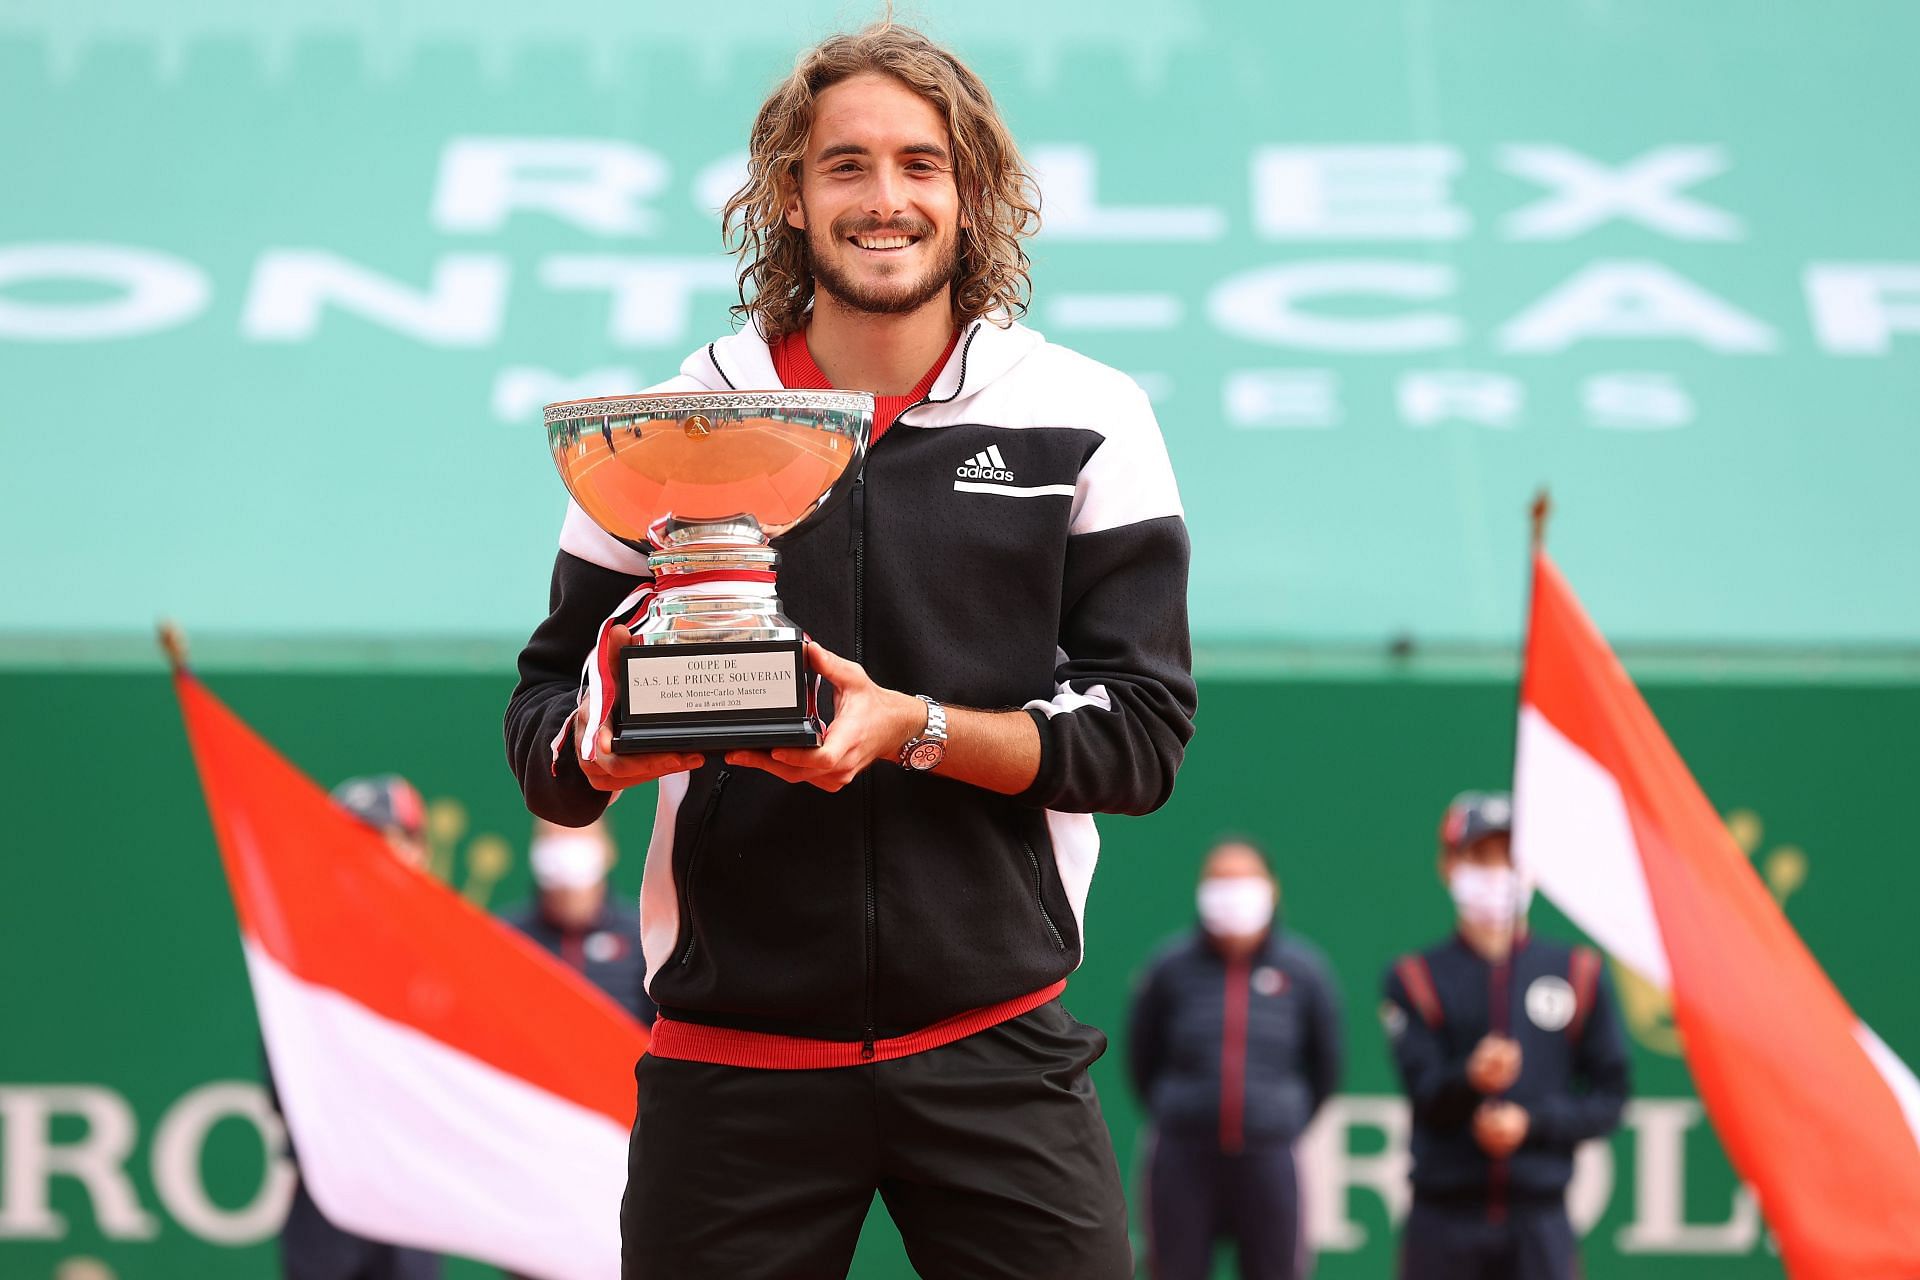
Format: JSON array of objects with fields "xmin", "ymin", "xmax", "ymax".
[{"xmin": 907, "ymin": 741, "xmax": 946, "ymax": 771}]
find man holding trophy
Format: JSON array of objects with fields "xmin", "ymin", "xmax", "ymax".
[{"xmin": 505, "ymin": 22, "xmax": 1194, "ymax": 1278}]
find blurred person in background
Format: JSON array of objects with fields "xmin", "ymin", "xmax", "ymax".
[
  {"xmin": 496, "ymin": 817, "xmax": 654, "ymax": 1026},
  {"xmin": 492, "ymin": 826, "xmax": 650, "ymax": 1280},
  {"xmin": 330, "ymin": 772, "xmax": 430, "ymax": 871},
  {"xmin": 275, "ymin": 774, "xmax": 440, "ymax": 1280},
  {"xmin": 1127, "ymin": 837, "xmax": 1343, "ymax": 1280},
  {"xmin": 1380, "ymin": 791, "xmax": 1630, "ymax": 1280}
]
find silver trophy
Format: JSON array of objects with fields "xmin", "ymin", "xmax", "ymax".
[{"xmin": 544, "ymin": 390, "xmax": 873, "ymax": 753}]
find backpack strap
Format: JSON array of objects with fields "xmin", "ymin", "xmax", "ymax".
[
  {"xmin": 1394, "ymin": 954, "xmax": 1445, "ymax": 1029},
  {"xmin": 1568, "ymin": 946, "xmax": 1602, "ymax": 1041}
]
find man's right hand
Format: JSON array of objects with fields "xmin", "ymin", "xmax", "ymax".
[
  {"xmin": 1472, "ymin": 1101, "xmax": 1529, "ymax": 1158},
  {"xmin": 1467, "ymin": 1034, "xmax": 1523, "ymax": 1094},
  {"xmin": 575, "ymin": 624, "xmax": 704, "ymax": 792}
]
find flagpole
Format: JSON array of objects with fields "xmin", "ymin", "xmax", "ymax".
[
  {"xmin": 1508, "ymin": 490, "xmax": 1550, "ymax": 927},
  {"xmin": 157, "ymin": 618, "xmax": 190, "ymax": 675},
  {"xmin": 1512, "ymin": 487, "xmax": 1550, "ymax": 750},
  {"xmin": 1514, "ymin": 486, "xmax": 1551, "ymax": 707}
]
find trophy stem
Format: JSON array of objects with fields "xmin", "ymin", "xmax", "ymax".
[
  {"xmin": 615, "ymin": 535, "xmax": 821, "ymax": 749},
  {"xmin": 628, "ymin": 516, "xmax": 803, "ymax": 660},
  {"xmin": 648, "ymin": 543, "xmax": 781, "ymax": 584}
]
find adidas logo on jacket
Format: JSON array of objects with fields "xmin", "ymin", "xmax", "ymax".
[{"xmin": 956, "ymin": 446, "xmax": 1015, "ymax": 482}]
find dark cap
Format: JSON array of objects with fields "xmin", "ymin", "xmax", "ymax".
[
  {"xmin": 331, "ymin": 774, "xmax": 427, "ymax": 840},
  {"xmin": 1439, "ymin": 790, "xmax": 1513, "ymax": 852}
]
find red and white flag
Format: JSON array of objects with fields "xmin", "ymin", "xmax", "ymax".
[
  {"xmin": 176, "ymin": 672, "xmax": 646, "ymax": 1280},
  {"xmin": 1513, "ymin": 550, "xmax": 1920, "ymax": 1279}
]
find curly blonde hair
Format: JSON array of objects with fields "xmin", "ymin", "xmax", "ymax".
[{"xmin": 722, "ymin": 22, "xmax": 1041, "ymax": 339}]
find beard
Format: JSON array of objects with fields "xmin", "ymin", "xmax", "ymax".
[{"xmin": 804, "ymin": 212, "xmax": 962, "ymax": 317}]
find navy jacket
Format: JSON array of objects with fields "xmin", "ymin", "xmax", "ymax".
[
  {"xmin": 1381, "ymin": 933, "xmax": 1629, "ymax": 1205},
  {"xmin": 1127, "ymin": 927, "xmax": 1343, "ymax": 1147},
  {"xmin": 498, "ymin": 898, "xmax": 656, "ymax": 1026}
]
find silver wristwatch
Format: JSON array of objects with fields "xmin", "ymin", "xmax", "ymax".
[{"xmin": 898, "ymin": 695, "xmax": 948, "ymax": 771}]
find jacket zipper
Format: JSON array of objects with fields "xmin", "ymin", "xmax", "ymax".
[
  {"xmin": 1487, "ymin": 949, "xmax": 1513, "ymax": 1222},
  {"xmin": 1021, "ymin": 839, "xmax": 1066, "ymax": 949},
  {"xmin": 674, "ymin": 769, "xmax": 730, "ymax": 968},
  {"xmin": 852, "ymin": 471, "xmax": 877, "ymax": 1058},
  {"xmin": 890, "ymin": 320, "xmax": 981, "ymax": 427},
  {"xmin": 1219, "ymin": 952, "xmax": 1251, "ymax": 1154},
  {"xmin": 851, "ymin": 322, "xmax": 976, "ymax": 1060}
]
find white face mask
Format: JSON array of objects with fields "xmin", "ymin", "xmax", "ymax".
[
  {"xmin": 530, "ymin": 834, "xmax": 607, "ymax": 891},
  {"xmin": 1449, "ymin": 864, "xmax": 1532, "ymax": 928},
  {"xmin": 1197, "ymin": 876, "xmax": 1276, "ymax": 937}
]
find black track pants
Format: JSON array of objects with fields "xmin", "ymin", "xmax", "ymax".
[{"xmin": 620, "ymin": 1000, "xmax": 1132, "ymax": 1279}]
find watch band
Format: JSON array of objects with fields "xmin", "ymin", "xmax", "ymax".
[
  {"xmin": 898, "ymin": 694, "xmax": 949, "ymax": 770},
  {"xmin": 919, "ymin": 694, "xmax": 948, "ymax": 743}
]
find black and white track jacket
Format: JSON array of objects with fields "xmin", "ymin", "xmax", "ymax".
[{"xmin": 504, "ymin": 317, "xmax": 1196, "ymax": 1045}]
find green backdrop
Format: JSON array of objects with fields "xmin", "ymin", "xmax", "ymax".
[
  {"xmin": 3, "ymin": 0, "xmax": 1919, "ymax": 650},
  {"xmin": 3, "ymin": 666, "xmax": 1913, "ymax": 1278}
]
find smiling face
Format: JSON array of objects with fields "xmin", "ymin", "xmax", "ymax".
[{"xmin": 785, "ymin": 72, "xmax": 965, "ymax": 319}]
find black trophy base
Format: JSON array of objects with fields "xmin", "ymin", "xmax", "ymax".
[
  {"xmin": 611, "ymin": 638, "xmax": 818, "ymax": 754},
  {"xmin": 611, "ymin": 715, "xmax": 824, "ymax": 755}
]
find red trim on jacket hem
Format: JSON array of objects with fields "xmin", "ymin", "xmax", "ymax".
[{"xmin": 646, "ymin": 980, "xmax": 1067, "ymax": 1069}]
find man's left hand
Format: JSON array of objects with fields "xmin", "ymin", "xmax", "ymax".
[
  {"xmin": 724, "ymin": 641, "xmax": 922, "ymax": 792},
  {"xmin": 1471, "ymin": 1101, "xmax": 1530, "ymax": 1157}
]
